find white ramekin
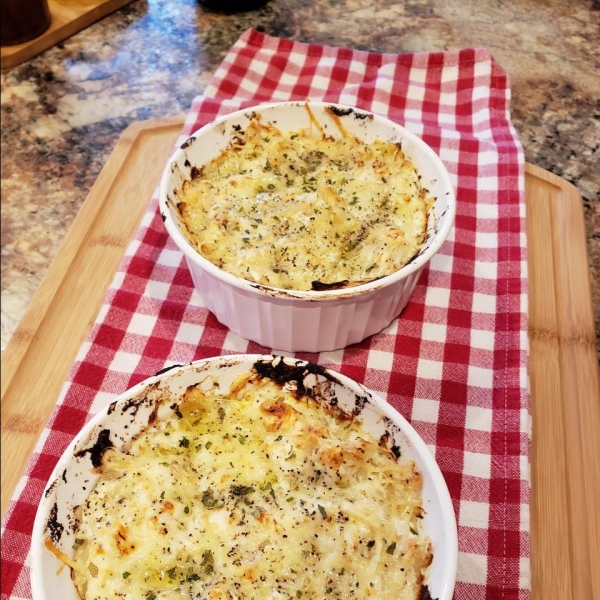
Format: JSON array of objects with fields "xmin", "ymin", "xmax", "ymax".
[
  {"xmin": 31, "ymin": 355, "xmax": 458, "ymax": 600},
  {"xmin": 159, "ymin": 102, "xmax": 455, "ymax": 352}
]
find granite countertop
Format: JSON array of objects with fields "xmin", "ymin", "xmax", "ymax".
[{"xmin": 1, "ymin": 0, "xmax": 599, "ymax": 355}]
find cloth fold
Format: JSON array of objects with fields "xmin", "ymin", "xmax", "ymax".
[{"xmin": 1, "ymin": 28, "xmax": 529, "ymax": 600}]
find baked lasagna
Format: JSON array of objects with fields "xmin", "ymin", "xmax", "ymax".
[
  {"xmin": 174, "ymin": 107, "xmax": 433, "ymax": 291},
  {"xmin": 56, "ymin": 366, "xmax": 433, "ymax": 600}
]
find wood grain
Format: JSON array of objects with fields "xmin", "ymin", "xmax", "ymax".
[
  {"xmin": 526, "ymin": 165, "xmax": 600, "ymax": 600},
  {"xmin": 1, "ymin": 0, "xmax": 135, "ymax": 69},
  {"xmin": 1, "ymin": 118, "xmax": 598, "ymax": 599}
]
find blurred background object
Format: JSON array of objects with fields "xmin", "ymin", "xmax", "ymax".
[
  {"xmin": 199, "ymin": 0, "xmax": 268, "ymax": 13},
  {"xmin": 0, "ymin": 0, "xmax": 51, "ymax": 46}
]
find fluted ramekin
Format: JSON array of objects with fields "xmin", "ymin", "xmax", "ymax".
[
  {"xmin": 159, "ymin": 102, "xmax": 455, "ymax": 352},
  {"xmin": 32, "ymin": 355, "xmax": 458, "ymax": 600}
]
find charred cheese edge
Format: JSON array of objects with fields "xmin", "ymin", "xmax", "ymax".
[
  {"xmin": 175, "ymin": 112, "xmax": 433, "ymax": 291},
  {"xmin": 60, "ymin": 371, "xmax": 433, "ymax": 600}
]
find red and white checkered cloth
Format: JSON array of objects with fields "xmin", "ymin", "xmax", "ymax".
[{"xmin": 1, "ymin": 29, "xmax": 530, "ymax": 599}]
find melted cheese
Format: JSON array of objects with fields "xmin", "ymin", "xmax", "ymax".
[
  {"xmin": 176, "ymin": 113, "xmax": 432, "ymax": 291},
  {"xmin": 70, "ymin": 373, "xmax": 432, "ymax": 599}
]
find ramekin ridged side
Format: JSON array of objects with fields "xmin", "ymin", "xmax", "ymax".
[{"xmin": 186, "ymin": 256, "xmax": 424, "ymax": 352}]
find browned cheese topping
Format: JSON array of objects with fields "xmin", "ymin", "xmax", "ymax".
[
  {"xmin": 67, "ymin": 371, "xmax": 433, "ymax": 599},
  {"xmin": 175, "ymin": 112, "xmax": 432, "ymax": 291}
]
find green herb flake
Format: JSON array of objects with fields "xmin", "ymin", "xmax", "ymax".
[
  {"xmin": 261, "ymin": 482, "xmax": 276, "ymax": 500},
  {"xmin": 231, "ymin": 485, "xmax": 255, "ymax": 497},
  {"xmin": 201, "ymin": 488, "xmax": 220, "ymax": 509},
  {"xmin": 179, "ymin": 437, "xmax": 190, "ymax": 448},
  {"xmin": 201, "ymin": 550, "xmax": 215, "ymax": 574},
  {"xmin": 386, "ymin": 541, "xmax": 397, "ymax": 555},
  {"xmin": 318, "ymin": 504, "xmax": 327, "ymax": 519},
  {"xmin": 122, "ymin": 571, "xmax": 131, "ymax": 579}
]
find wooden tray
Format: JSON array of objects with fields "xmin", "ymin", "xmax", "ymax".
[
  {"xmin": 1, "ymin": 0, "xmax": 135, "ymax": 69},
  {"xmin": 1, "ymin": 116, "xmax": 599, "ymax": 599}
]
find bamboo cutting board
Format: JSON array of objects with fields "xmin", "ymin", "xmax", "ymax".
[
  {"xmin": 1, "ymin": 0, "xmax": 135, "ymax": 69},
  {"xmin": 1, "ymin": 116, "xmax": 599, "ymax": 600}
]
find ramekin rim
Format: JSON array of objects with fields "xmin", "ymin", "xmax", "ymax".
[{"xmin": 158, "ymin": 100, "xmax": 456, "ymax": 300}]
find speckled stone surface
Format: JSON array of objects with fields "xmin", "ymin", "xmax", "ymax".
[{"xmin": 2, "ymin": 0, "xmax": 599, "ymax": 354}]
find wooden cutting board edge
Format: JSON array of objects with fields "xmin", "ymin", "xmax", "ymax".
[
  {"xmin": 1, "ymin": 116, "xmax": 599, "ymax": 599},
  {"xmin": 525, "ymin": 165, "xmax": 600, "ymax": 600}
]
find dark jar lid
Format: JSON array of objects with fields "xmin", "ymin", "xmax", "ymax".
[
  {"xmin": 1, "ymin": 0, "xmax": 51, "ymax": 46},
  {"xmin": 199, "ymin": 0, "xmax": 269, "ymax": 13}
]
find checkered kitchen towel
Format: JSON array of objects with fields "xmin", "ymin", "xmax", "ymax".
[{"xmin": 1, "ymin": 29, "xmax": 530, "ymax": 599}]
